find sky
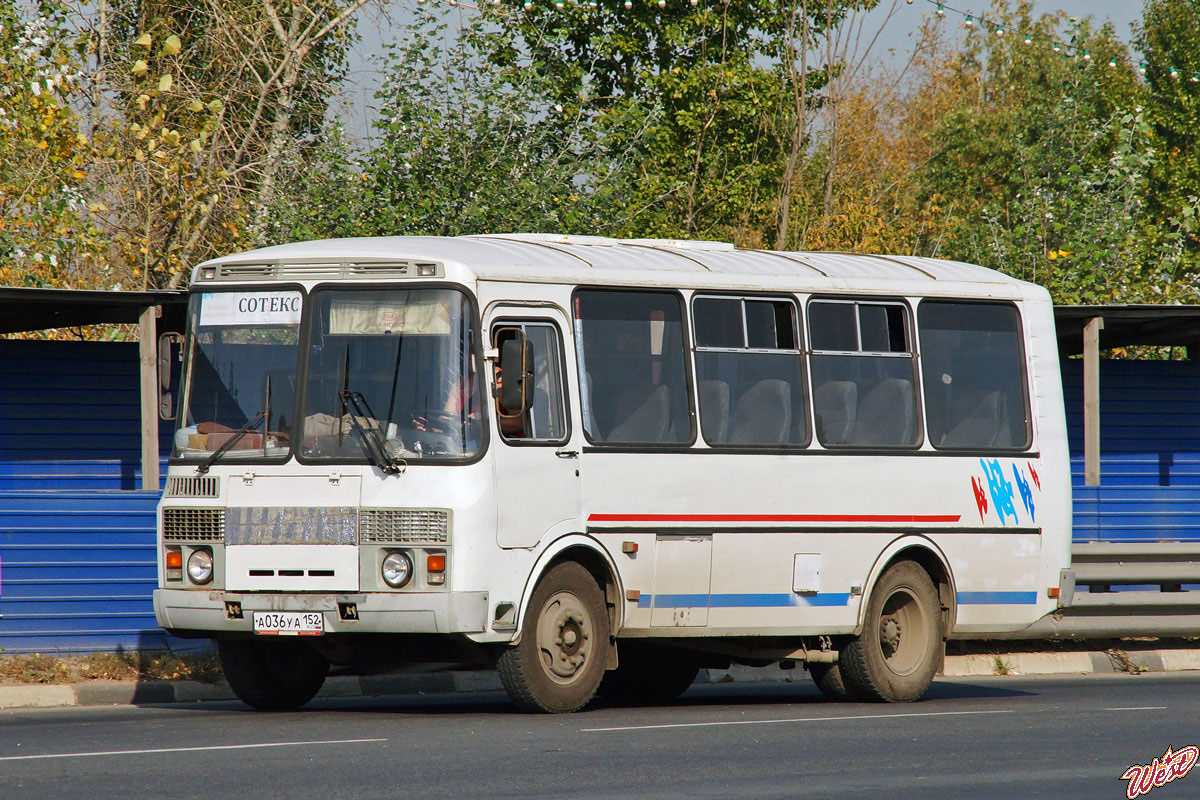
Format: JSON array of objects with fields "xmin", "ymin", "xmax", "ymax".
[{"xmin": 334, "ymin": 0, "xmax": 1148, "ymax": 144}]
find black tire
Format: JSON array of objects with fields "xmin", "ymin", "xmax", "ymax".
[
  {"xmin": 497, "ymin": 562, "xmax": 610, "ymax": 713},
  {"xmin": 218, "ymin": 638, "xmax": 329, "ymax": 711},
  {"xmin": 808, "ymin": 662, "xmax": 858, "ymax": 702},
  {"xmin": 598, "ymin": 643, "xmax": 700, "ymax": 706},
  {"xmin": 839, "ymin": 561, "xmax": 942, "ymax": 703}
]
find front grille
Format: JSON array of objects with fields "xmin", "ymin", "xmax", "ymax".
[
  {"xmin": 359, "ymin": 509, "xmax": 449, "ymax": 544},
  {"xmin": 163, "ymin": 507, "xmax": 225, "ymax": 542},
  {"xmin": 165, "ymin": 476, "xmax": 220, "ymax": 498}
]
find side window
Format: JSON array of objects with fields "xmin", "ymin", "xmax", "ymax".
[
  {"xmin": 573, "ymin": 289, "xmax": 692, "ymax": 445},
  {"xmin": 692, "ymin": 296, "xmax": 808, "ymax": 447},
  {"xmin": 809, "ymin": 299, "xmax": 919, "ymax": 447},
  {"xmin": 919, "ymin": 301, "xmax": 1031, "ymax": 450},
  {"xmin": 492, "ymin": 323, "xmax": 568, "ymax": 443}
]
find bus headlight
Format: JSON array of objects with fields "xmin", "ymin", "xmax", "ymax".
[
  {"xmin": 187, "ymin": 549, "xmax": 214, "ymax": 585},
  {"xmin": 381, "ymin": 551, "xmax": 413, "ymax": 588}
]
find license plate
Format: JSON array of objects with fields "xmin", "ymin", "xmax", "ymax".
[{"xmin": 253, "ymin": 611, "xmax": 324, "ymax": 636}]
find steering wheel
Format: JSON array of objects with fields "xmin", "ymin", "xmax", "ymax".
[{"xmin": 412, "ymin": 409, "xmax": 460, "ymax": 436}]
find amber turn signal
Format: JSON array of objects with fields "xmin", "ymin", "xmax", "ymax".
[{"xmin": 427, "ymin": 554, "xmax": 446, "ymax": 573}]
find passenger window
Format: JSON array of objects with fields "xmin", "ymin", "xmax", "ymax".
[
  {"xmin": 919, "ymin": 301, "xmax": 1031, "ymax": 450},
  {"xmin": 693, "ymin": 295, "xmax": 808, "ymax": 447},
  {"xmin": 492, "ymin": 323, "xmax": 568, "ymax": 443},
  {"xmin": 574, "ymin": 289, "xmax": 692, "ymax": 445},
  {"xmin": 808, "ymin": 302, "xmax": 857, "ymax": 351},
  {"xmin": 809, "ymin": 299, "xmax": 919, "ymax": 447}
]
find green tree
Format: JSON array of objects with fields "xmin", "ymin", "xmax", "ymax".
[
  {"xmin": 908, "ymin": 2, "xmax": 1198, "ymax": 302},
  {"xmin": 1137, "ymin": 0, "xmax": 1200, "ymax": 269},
  {"xmin": 489, "ymin": 1, "xmax": 870, "ymax": 245},
  {"xmin": 270, "ymin": 10, "xmax": 650, "ymax": 240}
]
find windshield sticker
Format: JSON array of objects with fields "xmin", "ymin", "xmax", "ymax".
[
  {"xmin": 200, "ymin": 291, "xmax": 302, "ymax": 327},
  {"xmin": 327, "ymin": 295, "xmax": 452, "ymax": 335}
]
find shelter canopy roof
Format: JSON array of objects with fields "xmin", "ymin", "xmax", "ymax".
[{"xmin": 0, "ymin": 287, "xmax": 186, "ymax": 335}]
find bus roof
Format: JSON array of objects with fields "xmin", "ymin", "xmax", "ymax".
[{"xmin": 196, "ymin": 234, "xmax": 1041, "ymax": 297}]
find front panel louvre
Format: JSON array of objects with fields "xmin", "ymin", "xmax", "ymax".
[
  {"xmin": 359, "ymin": 509, "xmax": 450, "ymax": 544},
  {"xmin": 165, "ymin": 476, "xmax": 220, "ymax": 498},
  {"xmin": 162, "ymin": 507, "xmax": 225, "ymax": 542}
]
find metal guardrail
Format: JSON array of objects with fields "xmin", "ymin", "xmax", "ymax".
[{"xmin": 1018, "ymin": 543, "xmax": 1200, "ymax": 638}]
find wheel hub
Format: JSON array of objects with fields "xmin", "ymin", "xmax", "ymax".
[
  {"xmin": 537, "ymin": 593, "xmax": 593, "ymax": 682},
  {"xmin": 880, "ymin": 615, "xmax": 902, "ymax": 653}
]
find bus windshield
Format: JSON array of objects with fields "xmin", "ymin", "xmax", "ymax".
[
  {"xmin": 173, "ymin": 289, "xmax": 303, "ymax": 461},
  {"xmin": 299, "ymin": 286, "xmax": 482, "ymax": 461}
]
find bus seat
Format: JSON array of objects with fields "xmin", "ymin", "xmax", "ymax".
[
  {"xmin": 813, "ymin": 380, "xmax": 857, "ymax": 445},
  {"xmin": 942, "ymin": 391, "xmax": 1002, "ymax": 448},
  {"xmin": 851, "ymin": 378, "xmax": 915, "ymax": 446},
  {"xmin": 608, "ymin": 384, "xmax": 671, "ymax": 443},
  {"xmin": 698, "ymin": 379, "xmax": 731, "ymax": 443},
  {"xmin": 729, "ymin": 379, "xmax": 792, "ymax": 445}
]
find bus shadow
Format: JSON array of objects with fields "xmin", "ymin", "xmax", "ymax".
[{"xmin": 157, "ymin": 673, "xmax": 1036, "ymax": 717}]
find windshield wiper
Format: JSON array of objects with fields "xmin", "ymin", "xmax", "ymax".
[
  {"xmin": 339, "ymin": 390, "xmax": 404, "ymax": 475},
  {"xmin": 195, "ymin": 410, "xmax": 266, "ymax": 475}
]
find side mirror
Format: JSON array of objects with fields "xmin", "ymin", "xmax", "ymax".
[
  {"xmin": 158, "ymin": 332, "xmax": 183, "ymax": 390},
  {"xmin": 499, "ymin": 336, "xmax": 534, "ymax": 413},
  {"xmin": 157, "ymin": 332, "xmax": 183, "ymax": 420}
]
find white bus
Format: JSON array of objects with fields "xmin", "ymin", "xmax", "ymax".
[{"xmin": 154, "ymin": 234, "xmax": 1071, "ymax": 712}]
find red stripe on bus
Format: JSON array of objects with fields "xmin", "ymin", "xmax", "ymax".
[{"xmin": 587, "ymin": 513, "xmax": 962, "ymax": 523}]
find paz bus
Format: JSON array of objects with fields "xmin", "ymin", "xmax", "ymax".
[{"xmin": 153, "ymin": 234, "xmax": 1071, "ymax": 712}]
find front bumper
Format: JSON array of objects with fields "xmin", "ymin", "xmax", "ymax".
[{"xmin": 154, "ymin": 588, "xmax": 489, "ymax": 636}]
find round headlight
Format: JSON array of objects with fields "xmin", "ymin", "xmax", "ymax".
[
  {"xmin": 187, "ymin": 549, "xmax": 214, "ymax": 585},
  {"xmin": 381, "ymin": 551, "xmax": 413, "ymax": 588}
]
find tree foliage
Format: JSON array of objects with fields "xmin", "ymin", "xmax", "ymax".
[
  {"xmin": 0, "ymin": 0, "xmax": 99, "ymax": 288},
  {"xmin": 6, "ymin": 0, "xmax": 1200, "ymax": 310},
  {"xmin": 1138, "ymin": 0, "xmax": 1200, "ymax": 265}
]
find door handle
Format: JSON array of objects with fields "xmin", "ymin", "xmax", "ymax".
[{"xmin": 555, "ymin": 450, "xmax": 579, "ymax": 459}]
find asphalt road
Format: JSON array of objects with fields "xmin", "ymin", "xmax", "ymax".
[{"xmin": 1, "ymin": 673, "xmax": 1196, "ymax": 799}]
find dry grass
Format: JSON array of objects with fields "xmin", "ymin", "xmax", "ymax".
[
  {"xmin": 0, "ymin": 651, "xmax": 223, "ymax": 685},
  {"xmin": 0, "ymin": 654, "xmax": 73, "ymax": 684}
]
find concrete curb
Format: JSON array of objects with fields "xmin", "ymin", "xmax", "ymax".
[{"xmin": 2, "ymin": 649, "xmax": 1198, "ymax": 710}]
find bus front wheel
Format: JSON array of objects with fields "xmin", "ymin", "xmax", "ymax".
[
  {"xmin": 497, "ymin": 562, "xmax": 610, "ymax": 713},
  {"xmin": 218, "ymin": 638, "xmax": 329, "ymax": 711},
  {"xmin": 839, "ymin": 561, "xmax": 941, "ymax": 703}
]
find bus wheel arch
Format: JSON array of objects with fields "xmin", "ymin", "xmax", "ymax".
[
  {"xmin": 839, "ymin": 540, "xmax": 955, "ymax": 703},
  {"xmin": 512, "ymin": 537, "xmax": 624, "ymax": 645},
  {"xmin": 858, "ymin": 539, "xmax": 956, "ymax": 637},
  {"xmin": 498, "ymin": 538, "xmax": 621, "ymax": 713}
]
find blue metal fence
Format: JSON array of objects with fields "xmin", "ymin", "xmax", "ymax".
[
  {"xmin": 1062, "ymin": 358, "xmax": 1200, "ymax": 542},
  {"xmin": 0, "ymin": 340, "xmax": 173, "ymax": 654}
]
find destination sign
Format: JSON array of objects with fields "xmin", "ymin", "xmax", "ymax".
[{"xmin": 199, "ymin": 291, "xmax": 302, "ymax": 326}]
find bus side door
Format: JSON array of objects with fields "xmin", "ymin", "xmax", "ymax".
[{"xmin": 485, "ymin": 307, "xmax": 582, "ymax": 548}]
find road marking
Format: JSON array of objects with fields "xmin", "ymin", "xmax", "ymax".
[
  {"xmin": 1105, "ymin": 706, "xmax": 1168, "ymax": 712},
  {"xmin": 580, "ymin": 709, "xmax": 1013, "ymax": 733},
  {"xmin": 0, "ymin": 738, "xmax": 387, "ymax": 762}
]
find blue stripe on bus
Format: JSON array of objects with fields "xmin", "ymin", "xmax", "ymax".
[
  {"xmin": 956, "ymin": 591, "xmax": 1038, "ymax": 605},
  {"xmin": 636, "ymin": 592, "xmax": 851, "ymax": 609}
]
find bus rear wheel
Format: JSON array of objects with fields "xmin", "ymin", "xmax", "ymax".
[
  {"xmin": 218, "ymin": 638, "xmax": 329, "ymax": 711},
  {"xmin": 598, "ymin": 643, "xmax": 700, "ymax": 706},
  {"xmin": 498, "ymin": 562, "xmax": 610, "ymax": 713},
  {"xmin": 808, "ymin": 662, "xmax": 859, "ymax": 702},
  {"xmin": 839, "ymin": 561, "xmax": 941, "ymax": 703}
]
